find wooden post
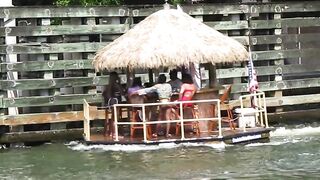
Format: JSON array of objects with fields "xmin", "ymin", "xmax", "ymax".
[
  {"xmin": 61, "ymin": 18, "xmax": 83, "ymax": 111},
  {"xmin": 1, "ymin": 0, "xmax": 22, "ymax": 145},
  {"xmin": 83, "ymin": 99, "xmax": 91, "ymax": 141},
  {"xmin": 193, "ymin": 16, "xmax": 203, "ymax": 89},
  {"xmin": 273, "ymin": 11, "xmax": 284, "ymax": 113},
  {"xmin": 148, "ymin": 69, "xmax": 154, "ymax": 85},
  {"xmin": 126, "ymin": 67, "xmax": 134, "ymax": 89},
  {"xmin": 2, "ymin": 0, "xmax": 18, "ymax": 115},
  {"xmin": 208, "ymin": 64, "xmax": 217, "ymax": 88},
  {"xmin": 229, "ymin": 13, "xmax": 241, "ymax": 99}
]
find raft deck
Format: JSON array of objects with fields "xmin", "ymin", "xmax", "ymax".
[
  {"xmin": 83, "ymin": 91, "xmax": 271, "ymax": 145},
  {"xmin": 86, "ymin": 127, "xmax": 273, "ymax": 145}
]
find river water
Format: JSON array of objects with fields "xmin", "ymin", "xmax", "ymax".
[{"xmin": 1, "ymin": 122, "xmax": 320, "ymax": 179}]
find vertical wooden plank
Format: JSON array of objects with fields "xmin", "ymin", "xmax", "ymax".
[
  {"xmin": 85, "ymin": 17, "xmax": 100, "ymax": 127},
  {"xmin": 229, "ymin": 14, "xmax": 242, "ymax": 99},
  {"xmin": 2, "ymin": 0, "xmax": 22, "ymax": 145},
  {"xmin": 38, "ymin": 18, "xmax": 51, "ymax": 112},
  {"xmin": 83, "ymin": 99, "xmax": 90, "ymax": 141},
  {"xmin": 194, "ymin": 15, "xmax": 203, "ymax": 89},
  {"xmin": 273, "ymin": 12, "xmax": 284, "ymax": 113},
  {"xmin": 34, "ymin": 18, "xmax": 64, "ymax": 130},
  {"xmin": 207, "ymin": 64, "xmax": 217, "ymax": 88},
  {"xmin": 86, "ymin": 18, "xmax": 97, "ymax": 95},
  {"xmin": 3, "ymin": 0, "xmax": 18, "ymax": 116}
]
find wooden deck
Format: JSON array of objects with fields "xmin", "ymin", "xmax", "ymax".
[{"xmin": 86, "ymin": 127, "xmax": 272, "ymax": 145}]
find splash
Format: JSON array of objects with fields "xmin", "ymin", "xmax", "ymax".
[
  {"xmin": 271, "ymin": 126, "xmax": 320, "ymax": 137},
  {"xmin": 244, "ymin": 126, "xmax": 320, "ymax": 147},
  {"xmin": 66, "ymin": 141, "xmax": 226, "ymax": 152},
  {"xmin": 245, "ymin": 141, "xmax": 287, "ymax": 147}
]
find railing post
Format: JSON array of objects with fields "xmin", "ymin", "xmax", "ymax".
[
  {"xmin": 83, "ymin": 99, "xmax": 90, "ymax": 141},
  {"xmin": 240, "ymin": 96, "xmax": 246, "ymax": 132},
  {"xmin": 114, "ymin": 105, "xmax": 119, "ymax": 141},
  {"xmin": 263, "ymin": 92, "xmax": 269, "ymax": 128},
  {"xmin": 142, "ymin": 105, "xmax": 147, "ymax": 142},
  {"xmin": 217, "ymin": 100, "xmax": 222, "ymax": 138},
  {"xmin": 179, "ymin": 102, "xmax": 185, "ymax": 140},
  {"xmin": 258, "ymin": 93, "xmax": 264, "ymax": 126}
]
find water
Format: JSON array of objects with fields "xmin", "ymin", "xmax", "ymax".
[{"xmin": 1, "ymin": 123, "xmax": 320, "ymax": 179}]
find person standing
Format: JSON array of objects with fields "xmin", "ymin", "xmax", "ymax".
[{"xmin": 102, "ymin": 71, "xmax": 123, "ymax": 137}]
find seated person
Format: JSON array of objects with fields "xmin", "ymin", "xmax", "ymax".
[
  {"xmin": 128, "ymin": 77, "xmax": 144, "ymax": 122},
  {"xmin": 128, "ymin": 77, "xmax": 143, "ymax": 97},
  {"xmin": 168, "ymin": 69, "xmax": 182, "ymax": 94},
  {"xmin": 135, "ymin": 74, "xmax": 173, "ymax": 137},
  {"xmin": 179, "ymin": 73, "xmax": 197, "ymax": 107}
]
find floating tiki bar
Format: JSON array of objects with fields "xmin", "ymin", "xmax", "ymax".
[
  {"xmin": 89, "ymin": 8, "xmax": 261, "ymax": 144},
  {"xmin": 93, "ymin": 9, "xmax": 249, "ymax": 70},
  {"xmin": 92, "ymin": 8, "xmax": 249, "ymax": 121},
  {"xmin": 92, "ymin": 8, "xmax": 249, "ymax": 106}
]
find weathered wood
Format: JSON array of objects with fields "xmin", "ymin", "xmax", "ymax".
[
  {"xmin": 2, "ymin": 94, "xmax": 103, "ymax": 108},
  {"xmin": 1, "ymin": 64, "xmax": 319, "ymax": 91},
  {"xmin": 205, "ymin": 20, "xmax": 248, "ymax": 30},
  {"xmin": 0, "ymin": 76, "xmax": 109, "ymax": 90},
  {"xmin": 232, "ymin": 78, "xmax": 320, "ymax": 93},
  {"xmin": 0, "ymin": 6, "xmax": 130, "ymax": 18},
  {"xmin": 181, "ymin": 4, "xmax": 249, "ymax": 15},
  {"xmin": 227, "ymin": 93, "xmax": 320, "ymax": 108},
  {"xmin": 252, "ymin": 48, "xmax": 320, "ymax": 61},
  {"xmin": 130, "ymin": 4, "xmax": 252, "ymax": 17},
  {"xmin": 1, "ymin": 45, "xmax": 317, "ymax": 60},
  {"xmin": 1, "ymin": 92, "xmax": 319, "ymax": 126},
  {"xmin": 217, "ymin": 63, "xmax": 320, "ymax": 79},
  {"xmin": 0, "ymin": 2, "xmax": 319, "ymax": 19},
  {"xmin": 0, "ymin": 110, "xmax": 105, "ymax": 126},
  {"xmin": 0, "ymin": 42, "xmax": 107, "ymax": 54},
  {"xmin": 0, "ymin": 59, "xmax": 92, "ymax": 72},
  {"xmin": 250, "ymin": 33, "xmax": 320, "ymax": 45},
  {"xmin": 250, "ymin": 18, "xmax": 320, "ymax": 29},
  {"xmin": 0, "ymin": 24, "xmax": 128, "ymax": 37},
  {"xmin": 0, "ymin": 128, "xmax": 102, "ymax": 143},
  {"xmin": 268, "ymin": 109, "xmax": 320, "ymax": 123},
  {"xmin": 266, "ymin": 94, "xmax": 320, "ymax": 106},
  {"xmin": 256, "ymin": 2, "xmax": 320, "ymax": 13}
]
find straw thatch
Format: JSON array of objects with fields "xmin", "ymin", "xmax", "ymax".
[{"xmin": 93, "ymin": 9, "xmax": 249, "ymax": 71}]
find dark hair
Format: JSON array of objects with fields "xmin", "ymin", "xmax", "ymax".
[
  {"xmin": 109, "ymin": 71, "xmax": 120, "ymax": 84},
  {"xmin": 182, "ymin": 73, "xmax": 193, "ymax": 84},
  {"xmin": 132, "ymin": 77, "xmax": 142, "ymax": 87},
  {"xmin": 157, "ymin": 74, "xmax": 167, "ymax": 83},
  {"xmin": 169, "ymin": 69, "xmax": 178, "ymax": 79},
  {"xmin": 144, "ymin": 82, "xmax": 153, "ymax": 88}
]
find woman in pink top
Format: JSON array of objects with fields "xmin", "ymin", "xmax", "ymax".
[{"xmin": 179, "ymin": 73, "xmax": 197, "ymax": 107}]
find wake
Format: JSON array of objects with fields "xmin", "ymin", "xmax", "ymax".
[{"xmin": 66, "ymin": 141, "xmax": 226, "ymax": 152}]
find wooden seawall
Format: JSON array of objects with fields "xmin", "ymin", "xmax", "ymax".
[{"xmin": 0, "ymin": 1, "xmax": 320, "ymax": 143}]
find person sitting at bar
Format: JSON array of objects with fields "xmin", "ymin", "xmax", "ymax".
[
  {"xmin": 179, "ymin": 73, "xmax": 197, "ymax": 107},
  {"xmin": 128, "ymin": 77, "xmax": 144, "ymax": 116},
  {"xmin": 128, "ymin": 77, "xmax": 143, "ymax": 97},
  {"xmin": 134, "ymin": 74, "xmax": 173, "ymax": 137},
  {"xmin": 173, "ymin": 73, "xmax": 199, "ymax": 135},
  {"xmin": 168, "ymin": 69, "xmax": 182, "ymax": 93}
]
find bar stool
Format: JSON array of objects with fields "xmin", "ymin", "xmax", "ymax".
[
  {"xmin": 175, "ymin": 104, "xmax": 200, "ymax": 136},
  {"xmin": 130, "ymin": 108, "xmax": 152, "ymax": 139},
  {"xmin": 128, "ymin": 94, "xmax": 152, "ymax": 139}
]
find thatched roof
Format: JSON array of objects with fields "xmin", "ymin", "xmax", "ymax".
[{"xmin": 93, "ymin": 9, "xmax": 249, "ymax": 71}]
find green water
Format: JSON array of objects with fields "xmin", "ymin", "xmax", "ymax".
[{"xmin": 1, "ymin": 123, "xmax": 320, "ymax": 179}]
